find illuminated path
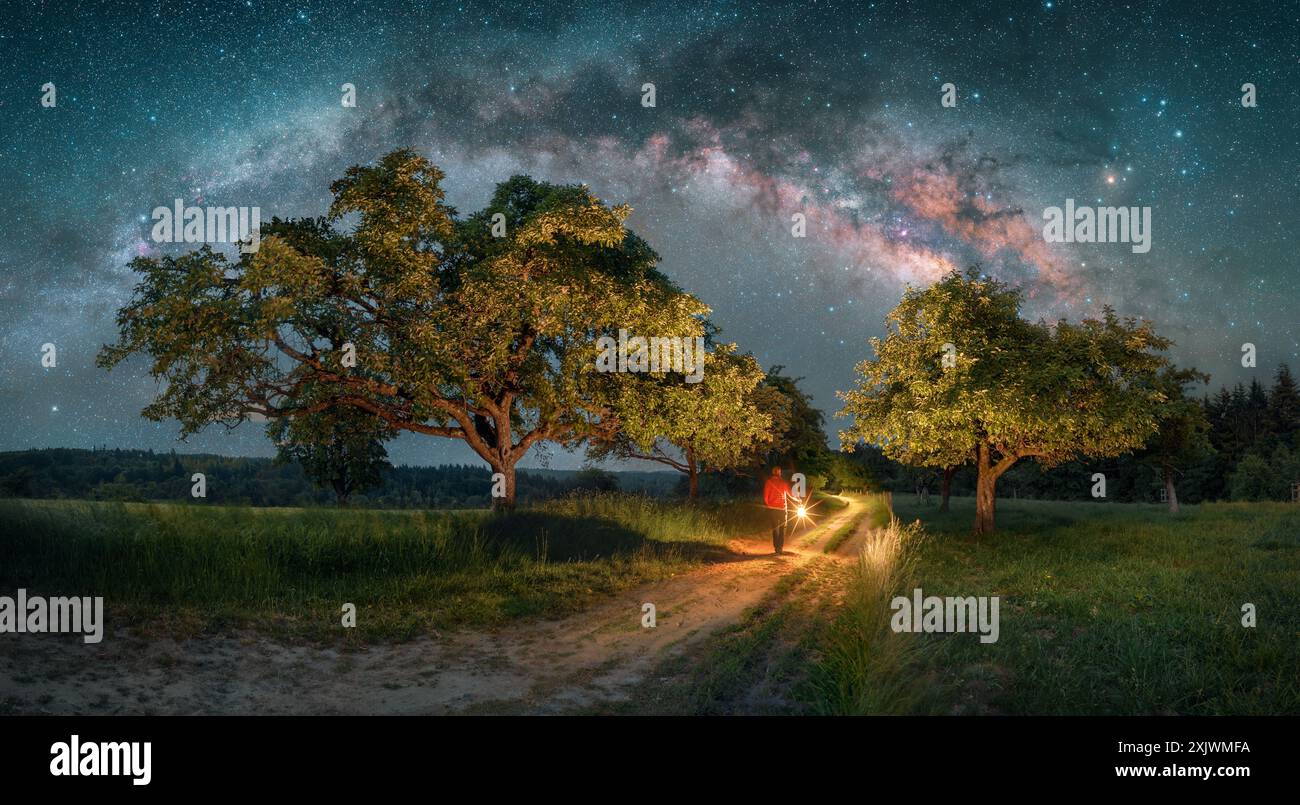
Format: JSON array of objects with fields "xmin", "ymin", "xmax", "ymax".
[{"xmin": 2, "ymin": 496, "xmax": 875, "ymax": 715}]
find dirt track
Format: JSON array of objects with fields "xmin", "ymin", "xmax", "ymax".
[{"xmin": 0, "ymin": 498, "xmax": 870, "ymax": 715}]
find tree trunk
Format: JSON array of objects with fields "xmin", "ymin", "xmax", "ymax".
[
  {"xmin": 332, "ymin": 477, "xmax": 350, "ymax": 507},
  {"xmin": 681, "ymin": 447, "xmax": 702, "ymax": 496},
  {"xmin": 1163, "ymin": 465, "xmax": 1179, "ymax": 514},
  {"xmin": 492, "ymin": 461, "xmax": 517, "ymax": 509},
  {"xmin": 974, "ymin": 473, "xmax": 997, "ymax": 536},
  {"xmin": 939, "ymin": 466, "xmax": 955, "ymax": 512},
  {"xmin": 974, "ymin": 444, "xmax": 998, "ymax": 536}
]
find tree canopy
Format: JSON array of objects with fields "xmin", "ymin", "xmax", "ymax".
[
  {"xmin": 589, "ymin": 342, "xmax": 771, "ymax": 497},
  {"xmin": 838, "ymin": 268, "xmax": 1175, "ymax": 534},
  {"xmin": 98, "ymin": 150, "xmax": 710, "ymax": 506}
]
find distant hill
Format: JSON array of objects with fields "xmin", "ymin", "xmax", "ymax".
[{"xmin": 0, "ymin": 448, "xmax": 679, "ymax": 508}]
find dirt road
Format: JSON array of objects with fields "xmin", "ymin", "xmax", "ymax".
[{"xmin": 0, "ymin": 497, "xmax": 872, "ymax": 715}]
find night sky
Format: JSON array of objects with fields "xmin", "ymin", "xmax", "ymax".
[{"xmin": 2, "ymin": 0, "xmax": 1297, "ymax": 469}]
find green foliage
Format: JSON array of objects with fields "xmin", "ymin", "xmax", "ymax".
[
  {"xmin": 591, "ymin": 343, "xmax": 771, "ymax": 492},
  {"xmin": 1229, "ymin": 446, "xmax": 1300, "ymax": 501},
  {"xmin": 861, "ymin": 365, "xmax": 1300, "ymax": 505},
  {"xmin": 98, "ymin": 150, "xmax": 710, "ymax": 505},
  {"xmin": 822, "ymin": 452, "xmax": 877, "ymax": 493},
  {"xmin": 570, "ymin": 467, "xmax": 619, "ymax": 493},
  {"xmin": 754, "ymin": 366, "xmax": 832, "ymax": 474},
  {"xmin": 838, "ymin": 268, "xmax": 1174, "ymax": 532},
  {"xmin": 1144, "ymin": 367, "xmax": 1212, "ymax": 466},
  {"xmin": 270, "ymin": 405, "xmax": 394, "ymax": 505},
  {"xmin": 1267, "ymin": 364, "xmax": 1300, "ymax": 444},
  {"xmin": 1203, "ymin": 365, "xmax": 1300, "ymax": 501},
  {"xmin": 840, "ymin": 268, "xmax": 1171, "ymax": 469}
]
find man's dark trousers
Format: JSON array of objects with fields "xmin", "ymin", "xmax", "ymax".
[{"xmin": 767, "ymin": 506, "xmax": 786, "ymax": 553}]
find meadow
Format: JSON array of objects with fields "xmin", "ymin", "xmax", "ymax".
[
  {"xmin": 809, "ymin": 494, "xmax": 1300, "ymax": 715},
  {"xmin": 0, "ymin": 494, "xmax": 779, "ymax": 641},
  {"xmin": 4, "ymin": 489, "xmax": 1295, "ymax": 715}
]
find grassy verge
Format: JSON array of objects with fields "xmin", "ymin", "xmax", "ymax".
[
  {"xmin": 821, "ymin": 491, "xmax": 892, "ymax": 553},
  {"xmin": 0, "ymin": 494, "xmax": 757, "ymax": 642},
  {"xmin": 806, "ymin": 517, "xmax": 942, "ymax": 713},
  {"xmin": 807, "ymin": 494, "xmax": 1300, "ymax": 715}
]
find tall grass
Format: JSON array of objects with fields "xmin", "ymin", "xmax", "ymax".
[
  {"xmin": 808, "ymin": 517, "xmax": 938, "ymax": 714},
  {"xmin": 811, "ymin": 494, "xmax": 1300, "ymax": 715},
  {"xmin": 0, "ymin": 494, "xmax": 747, "ymax": 640}
]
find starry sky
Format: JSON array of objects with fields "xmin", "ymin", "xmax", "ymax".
[{"xmin": 1, "ymin": 0, "xmax": 1297, "ymax": 469}]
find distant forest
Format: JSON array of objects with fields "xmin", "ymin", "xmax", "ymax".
[
  {"xmin": 0, "ymin": 448, "xmax": 677, "ymax": 508},
  {"xmin": 862, "ymin": 364, "xmax": 1300, "ymax": 504},
  {"xmin": 3, "ymin": 365, "xmax": 1297, "ymax": 509}
]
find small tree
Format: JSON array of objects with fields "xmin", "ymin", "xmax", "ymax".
[
  {"xmin": 937, "ymin": 464, "xmax": 960, "ymax": 511},
  {"xmin": 571, "ymin": 467, "xmax": 620, "ymax": 493},
  {"xmin": 1142, "ymin": 366, "xmax": 1212, "ymax": 513},
  {"xmin": 591, "ymin": 344, "xmax": 771, "ymax": 498},
  {"xmin": 838, "ymin": 269, "xmax": 1172, "ymax": 535},
  {"xmin": 1229, "ymin": 453, "xmax": 1277, "ymax": 501},
  {"xmin": 750, "ymin": 367, "xmax": 832, "ymax": 475},
  {"xmin": 270, "ymin": 403, "xmax": 393, "ymax": 506},
  {"xmin": 824, "ymin": 452, "xmax": 875, "ymax": 494}
]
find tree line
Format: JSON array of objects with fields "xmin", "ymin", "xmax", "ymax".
[{"xmin": 0, "ymin": 448, "xmax": 678, "ymax": 508}]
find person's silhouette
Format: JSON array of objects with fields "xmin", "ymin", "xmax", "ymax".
[{"xmin": 762, "ymin": 466, "xmax": 792, "ymax": 554}]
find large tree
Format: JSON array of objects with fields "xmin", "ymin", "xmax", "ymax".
[
  {"xmin": 589, "ymin": 343, "xmax": 771, "ymax": 498},
  {"xmin": 98, "ymin": 150, "xmax": 707, "ymax": 507},
  {"xmin": 837, "ymin": 269, "xmax": 1173, "ymax": 534}
]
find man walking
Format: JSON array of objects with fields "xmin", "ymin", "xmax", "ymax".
[{"xmin": 763, "ymin": 466, "xmax": 792, "ymax": 554}]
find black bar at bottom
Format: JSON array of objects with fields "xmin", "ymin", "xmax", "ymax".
[{"xmin": 0, "ymin": 715, "xmax": 1287, "ymax": 792}]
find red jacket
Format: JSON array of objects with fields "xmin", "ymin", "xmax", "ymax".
[{"xmin": 763, "ymin": 476, "xmax": 791, "ymax": 509}]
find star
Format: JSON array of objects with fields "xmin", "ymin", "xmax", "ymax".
[{"xmin": 0, "ymin": 0, "xmax": 1292, "ymax": 467}]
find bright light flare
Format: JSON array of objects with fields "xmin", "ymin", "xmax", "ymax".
[{"xmin": 790, "ymin": 497, "xmax": 818, "ymax": 528}]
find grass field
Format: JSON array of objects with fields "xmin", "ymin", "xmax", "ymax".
[
  {"xmin": 810, "ymin": 494, "xmax": 1300, "ymax": 715},
  {"xmin": 0, "ymin": 494, "xmax": 772, "ymax": 641},
  {"xmin": 5, "ymin": 489, "xmax": 1295, "ymax": 715}
]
